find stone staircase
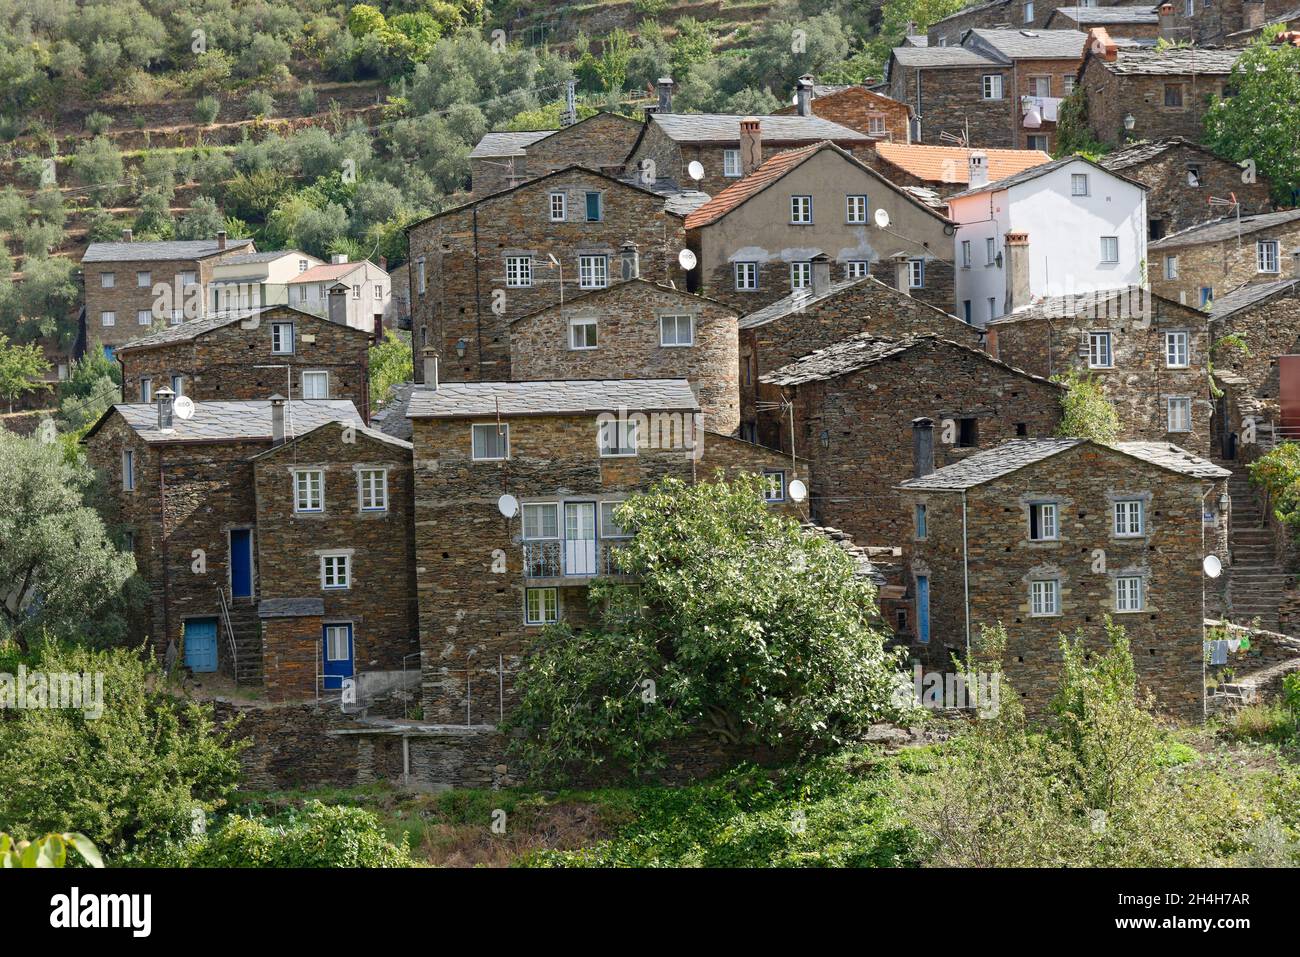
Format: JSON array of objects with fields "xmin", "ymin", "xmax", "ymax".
[
  {"xmin": 1217, "ymin": 458, "xmax": 1286, "ymax": 633},
  {"xmin": 222, "ymin": 596, "xmax": 264, "ymax": 686}
]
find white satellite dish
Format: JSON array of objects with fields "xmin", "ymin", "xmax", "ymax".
[
  {"xmin": 687, "ymin": 160, "xmax": 705, "ymax": 182},
  {"xmin": 678, "ymin": 248, "xmax": 698, "ymax": 271},
  {"xmin": 1203, "ymin": 554, "xmax": 1222, "ymax": 579},
  {"xmin": 173, "ymin": 395, "xmax": 195, "ymax": 420},
  {"xmin": 497, "ymin": 493, "xmax": 519, "ymax": 519},
  {"xmin": 788, "ymin": 479, "xmax": 808, "ymax": 503},
  {"xmin": 873, "ymin": 208, "xmax": 891, "ymax": 229}
]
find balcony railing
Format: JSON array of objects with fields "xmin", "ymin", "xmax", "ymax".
[{"xmin": 522, "ymin": 540, "xmax": 632, "ymax": 579}]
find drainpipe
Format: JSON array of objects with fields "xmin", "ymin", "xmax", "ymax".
[
  {"xmin": 472, "ymin": 206, "xmax": 484, "ymax": 378},
  {"xmin": 962, "ymin": 489, "xmax": 971, "ymax": 660},
  {"xmin": 158, "ymin": 447, "xmax": 172, "ymax": 652}
]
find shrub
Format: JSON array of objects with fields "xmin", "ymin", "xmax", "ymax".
[
  {"xmin": 84, "ymin": 112, "xmax": 112, "ymax": 136},
  {"xmin": 244, "ymin": 90, "xmax": 274, "ymax": 119},
  {"xmin": 1054, "ymin": 368, "xmax": 1120, "ymax": 444},
  {"xmin": 187, "ymin": 802, "xmax": 412, "ymax": 867},
  {"xmin": 297, "ymin": 84, "xmax": 318, "ymax": 114},
  {"xmin": 194, "ymin": 95, "xmax": 220, "ymax": 125}
]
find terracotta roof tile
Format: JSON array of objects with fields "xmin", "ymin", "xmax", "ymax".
[
  {"xmin": 683, "ymin": 142, "xmax": 828, "ymax": 230},
  {"xmin": 873, "ymin": 143, "xmax": 1052, "ymax": 186}
]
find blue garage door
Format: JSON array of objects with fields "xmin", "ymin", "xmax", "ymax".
[{"xmin": 185, "ymin": 618, "xmax": 219, "ymax": 672}]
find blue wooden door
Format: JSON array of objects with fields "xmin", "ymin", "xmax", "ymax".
[
  {"xmin": 916, "ymin": 576, "xmax": 930, "ymax": 644},
  {"xmin": 322, "ymin": 623, "xmax": 354, "ymax": 690},
  {"xmin": 185, "ymin": 618, "xmax": 219, "ymax": 672},
  {"xmin": 229, "ymin": 529, "xmax": 253, "ymax": 598}
]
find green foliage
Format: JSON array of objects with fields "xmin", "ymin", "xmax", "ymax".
[
  {"xmin": 0, "ymin": 831, "xmax": 103, "ymax": 868},
  {"xmin": 55, "ymin": 350, "xmax": 121, "ymax": 436},
  {"xmin": 0, "ymin": 333, "xmax": 51, "ymax": 410},
  {"xmin": 185, "ymin": 801, "xmax": 412, "ymax": 867},
  {"xmin": 0, "ymin": 254, "xmax": 80, "ymax": 350},
  {"xmin": 1054, "ymin": 88, "xmax": 1110, "ymax": 159},
  {"xmin": 369, "ymin": 329, "xmax": 412, "ymax": 409},
  {"xmin": 72, "ymin": 137, "xmax": 124, "ymax": 206},
  {"xmin": 84, "ymin": 112, "xmax": 112, "ymax": 136},
  {"xmin": 507, "ymin": 473, "xmax": 907, "ymax": 783},
  {"xmin": 244, "ymin": 89, "xmax": 275, "ymax": 119},
  {"xmin": 194, "ymin": 95, "xmax": 220, "ymax": 125},
  {"xmin": 297, "ymin": 84, "xmax": 318, "ymax": 114},
  {"xmin": 1054, "ymin": 368, "xmax": 1120, "ymax": 445},
  {"xmin": 1248, "ymin": 442, "xmax": 1300, "ymax": 540}
]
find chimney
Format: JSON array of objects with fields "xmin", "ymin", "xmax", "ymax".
[
  {"xmin": 330, "ymin": 253, "xmax": 348, "ymax": 265},
  {"xmin": 657, "ymin": 77, "xmax": 674, "ymax": 114},
  {"xmin": 968, "ymin": 150, "xmax": 989, "ymax": 189},
  {"xmin": 892, "ymin": 253, "xmax": 911, "ymax": 295},
  {"xmin": 155, "ymin": 386, "xmax": 175, "ymax": 432},
  {"xmin": 739, "ymin": 118, "xmax": 762, "ymax": 176},
  {"xmin": 810, "ymin": 253, "xmax": 832, "ymax": 297},
  {"xmin": 620, "ymin": 241, "xmax": 640, "ymax": 281},
  {"xmin": 795, "ymin": 75, "xmax": 814, "ymax": 117},
  {"xmin": 269, "ymin": 394, "xmax": 286, "ymax": 445},
  {"xmin": 1158, "ymin": 3, "xmax": 1175, "ymax": 41},
  {"xmin": 422, "ymin": 347, "xmax": 439, "ymax": 390},
  {"xmin": 216, "ymin": 229, "xmax": 227, "ymax": 250},
  {"xmin": 912, "ymin": 417, "xmax": 935, "ymax": 478},
  {"xmin": 1087, "ymin": 27, "xmax": 1118, "ymax": 61},
  {"xmin": 1291, "ymin": 247, "xmax": 1300, "ymax": 280},
  {"xmin": 1243, "ymin": 1, "xmax": 1266, "ymax": 31},
  {"xmin": 327, "ymin": 282, "xmax": 347, "ymax": 326},
  {"xmin": 1004, "ymin": 231, "xmax": 1031, "ymax": 314},
  {"xmin": 121, "ymin": 228, "xmax": 133, "ymax": 242}
]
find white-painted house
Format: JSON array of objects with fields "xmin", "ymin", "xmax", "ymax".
[
  {"xmin": 285, "ymin": 255, "xmax": 395, "ymax": 334},
  {"xmin": 209, "ymin": 250, "xmax": 324, "ymax": 315},
  {"xmin": 947, "ymin": 154, "xmax": 1148, "ymax": 327}
]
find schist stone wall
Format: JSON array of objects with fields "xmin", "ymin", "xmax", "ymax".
[
  {"xmin": 509, "ymin": 281, "xmax": 741, "ymax": 435},
  {"xmin": 773, "ymin": 88, "xmax": 912, "ymax": 143},
  {"xmin": 118, "ymin": 307, "xmax": 372, "ymax": 416},
  {"xmin": 407, "ymin": 168, "xmax": 688, "ymax": 383},
  {"xmin": 470, "ymin": 112, "xmax": 643, "ymax": 198},
  {"xmin": 1152, "ymin": 221, "xmax": 1300, "ymax": 306},
  {"xmin": 888, "ymin": 65, "xmax": 1016, "ymax": 149},
  {"xmin": 1080, "ymin": 58, "xmax": 1233, "ymax": 148},
  {"xmin": 1211, "ymin": 287, "xmax": 1300, "ymax": 401},
  {"xmin": 903, "ymin": 443, "xmax": 1225, "ymax": 721},
  {"xmin": 84, "ymin": 251, "xmax": 240, "ymax": 350}
]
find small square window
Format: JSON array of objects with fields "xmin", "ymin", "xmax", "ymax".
[
  {"xmin": 846, "ymin": 195, "xmax": 868, "ymax": 224},
  {"xmin": 523, "ymin": 503, "xmax": 559, "ymax": 540},
  {"xmin": 790, "ymin": 261, "xmax": 811, "ymax": 290},
  {"xmin": 957, "ymin": 417, "xmax": 978, "ymax": 448},
  {"xmin": 982, "ymin": 74, "xmax": 1004, "ymax": 100},
  {"xmin": 790, "ymin": 195, "xmax": 813, "ymax": 224},
  {"xmin": 1163, "ymin": 83, "xmax": 1184, "ymax": 108},
  {"xmin": 101, "ymin": 311, "xmax": 116, "ymax": 327},
  {"xmin": 659, "ymin": 314, "xmax": 693, "ymax": 347},
  {"xmin": 137, "ymin": 309, "xmax": 152, "ymax": 326},
  {"xmin": 1030, "ymin": 579, "xmax": 1059, "ymax": 616},
  {"xmin": 1167, "ymin": 397, "xmax": 1192, "ymax": 433},
  {"xmin": 598, "ymin": 418, "xmax": 638, "ymax": 457},
  {"xmin": 1114, "ymin": 499, "xmax": 1144, "ymax": 537},
  {"xmin": 1088, "ymin": 331, "xmax": 1113, "ymax": 368},
  {"xmin": 505, "ymin": 256, "xmax": 533, "ymax": 288},
  {"xmin": 569, "ymin": 316, "xmax": 598, "ymax": 350},
  {"xmin": 136, "ymin": 271, "xmax": 151, "ymax": 287},
  {"xmin": 320, "ymin": 553, "xmax": 350, "ymax": 590},
  {"xmin": 525, "ymin": 587, "xmax": 559, "ymax": 625},
  {"xmin": 578, "ymin": 254, "xmax": 608, "ymax": 289},
  {"xmin": 1100, "ymin": 236, "xmax": 1119, "ymax": 263},
  {"xmin": 100, "ymin": 272, "xmax": 115, "ymax": 288},
  {"xmin": 1115, "ymin": 575, "xmax": 1144, "ymax": 612},
  {"xmin": 1186, "ymin": 165, "xmax": 1201, "ymax": 187},
  {"xmin": 1071, "ymin": 173, "xmax": 1089, "ymax": 196},
  {"xmin": 762, "ymin": 470, "xmax": 785, "ymax": 502},
  {"xmin": 302, "ymin": 370, "xmax": 328, "ymax": 399},
  {"xmin": 845, "ymin": 261, "xmax": 868, "ymax": 279},
  {"xmin": 358, "ymin": 468, "xmax": 387, "ymax": 511},
  {"xmin": 178, "ymin": 271, "xmax": 197, "ymax": 287},
  {"xmin": 734, "ymin": 261, "xmax": 758, "ymax": 290},
  {"xmin": 472, "ymin": 423, "xmax": 509, "ymax": 461},
  {"xmin": 294, "ymin": 470, "xmax": 324, "ymax": 512},
  {"xmin": 867, "ymin": 116, "xmax": 886, "ymax": 136},
  {"xmin": 1029, "ymin": 502, "xmax": 1057, "ymax": 541}
]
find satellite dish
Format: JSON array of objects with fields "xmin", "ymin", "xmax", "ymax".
[
  {"xmin": 173, "ymin": 395, "xmax": 195, "ymax": 420},
  {"xmin": 497, "ymin": 493, "xmax": 519, "ymax": 519},
  {"xmin": 788, "ymin": 479, "xmax": 808, "ymax": 503},
  {"xmin": 873, "ymin": 208, "xmax": 891, "ymax": 229},
  {"xmin": 1203, "ymin": 554, "xmax": 1222, "ymax": 579},
  {"xmin": 678, "ymin": 248, "xmax": 698, "ymax": 271},
  {"xmin": 687, "ymin": 160, "xmax": 705, "ymax": 182}
]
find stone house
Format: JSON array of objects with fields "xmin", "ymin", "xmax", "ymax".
[
  {"xmin": 508, "ymin": 278, "xmax": 741, "ymax": 435},
  {"xmin": 772, "ymin": 74, "xmax": 913, "ymax": 142},
  {"xmin": 250, "ymin": 420, "xmax": 418, "ymax": 702},
  {"xmin": 114, "ymin": 304, "xmax": 373, "ymax": 417},
  {"xmin": 1044, "ymin": 4, "xmax": 1161, "ymax": 39},
  {"xmin": 284, "ymin": 256, "xmax": 394, "ymax": 335},
  {"xmin": 866, "ymin": 142, "xmax": 1051, "ymax": 199},
  {"xmin": 986, "ymin": 286, "xmax": 1214, "ymax": 454},
  {"xmin": 1225, "ymin": 3, "xmax": 1300, "ymax": 43},
  {"xmin": 737, "ymin": 267, "xmax": 984, "ymax": 442},
  {"xmin": 1098, "ymin": 137, "xmax": 1274, "ymax": 241},
  {"xmin": 468, "ymin": 111, "xmax": 644, "ymax": 198},
  {"xmin": 926, "ymin": 0, "xmax": 1090, "ymax": 46},
  {"xmin": 684, "ymin": 141, "xmax": 957, "ymax": 315},
  {"xmin": 1076, "ymin": 30, "xmax": 1242, "ymax": 148},
  {"xmin": 405, "ymin": 165, "xmax": 694, "ymax": 384},
  {"xmin": 758, "ymin": 333, "xmax": 1064, "ymax": 550},
  {"xmin": 405, "ymin": 374, "xmax": 801, "ymax": 724},
  {"xmin": 208, "ymin": 250, "xmax": 323, "ymax": 316},
  {"xmin": 1162, "ymin": 0, "xmax": 1299, "ymax": 45},
  {"xmin": 81, "ymin": 392, "xmax": 366, "ymax": 682},
  {"xmin": 897, "ymin": 437, "xmax": 1231, "ymax": 720},
  {"xmin": 81, "ymin": 231, "xmax": 254, "ymax": 357},
  {"xmin": 1208, "ymin": 255, "xmax": 1300, "ymax": 406},
  {"xmin": 1150, "ymin": 208, "xmax": 1300, "ymax": 308}
]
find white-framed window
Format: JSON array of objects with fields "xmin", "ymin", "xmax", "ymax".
[
  {"xmin": 1026, "ymin": 134, "xmax": 1049, "ymax": 152},
  {"xmin": 100, "ymin": 272, "xmax": 115, "ymax": 288},
  {"xmin": 985, "ymin": 237, "xmax": 996, "ymax": 265},
  {"xmin": 598, "ymin": 417, "xmax": 638, "ymax": 457},
  {"xmin": 416, "ymin": 257, "xmax": 426, "ymax": 295},
  {"xmin": 734, "ymin": 261, "xmax": 758, "ymax": 290},
  {"xmin": 357, "ymin": 468, "xmax": 388, "ymax": 511},
  {"xmin": 1115, "ymin": 575, "xmax": 1144, "ymax": 612},
  {"xmin": 523, "ymin": 502, "xmax": 559, "ymax": 540},
  {"xmin": 961, "ymin": 240, "xmax": 972, "ymax": 268},
  {"xmin": 375, "ymin": 282, "xmax": 384, "ymax": 299},
  {"xmin": 169, "ymin": 310, "xmax": 184, "ymax": 326},
  {"xmin": 1023, "ymin": 0, "xmax": 1035, "ymax": 22},
  {"xmin": 171, "ymin": 374, "xmax": 184, "ymax": 397},
  {"xmin": 178, "ymin": 271, "xmax": 197, "ymax": 287},
  {"xmin": 137, "ymin": 309, "xmax": 152, "ymax": 325},
  {"xmin": 1100, "ymin": 236, "xmax": 1119, "ymax": 263},
  {"xmin": 505, "ymin": 256, "xmax": 533, "ymax": 288},
  {"xmin": 1165, "ymin": 331, "xmax": 1189, "ymax": 368},
  {"xmin": 1071, "ymin": 173, "xmax": 1089, "ymax": 196},
  {"xmin": 723, "ymin": 149, "xmax": 741, "ymax": 177},
  {"xmin": 140, "ymin": 377, "xmax": 152, "ymax": 403},
  {"xmin": 294, "ymin": 470, "xmax": 324, "ymax": 512},
  {"xmin": 762, "ymin": 470, "xmax": 785, "ymax": 503},
  {"xmin": 320, "ymin": 553, "xmax": 350, "ymax": 590},
  {"xmin": 1257, "ymin": 240, "xmax": 1280, "ymax": 274},
  {"xmin": 915, "ymin": 503, "xmax": 927, "ymax": 539},
  {"xmin": 846, "ymin": 194, "xmax": 868, "ymax": 224},
  {"xmin": 790, "ymin": 261, "xmax": 811, "ymax": 290},
  {"xmin": 1030, "ymin": 579, "xmax": 1059, "ymax": 616},
  {"xmin": 578, "ymin": 254, "xmax": 608, "ymax": 289},
  {"xmin": 549, "ymin": 191, "xmax": 566, "ymax": 221},
  {"xmin": 845, "ymin": 260, "xmax": 868, "ymax": 279},
  {"xmin": 599, "ymin": 501, "xmax": 630, "ymax": 539},
  {"xmin": 569, "ymin": 316, "xmax": 598, "ymax": 350},
  {"xmin": 471, "ymin": 423, "xmax": 509, "ymax": 461},
  {"xmin": 982, "ymin": 74, "xmax": 1004, "ymax": 100},
  {"xmin": 352, "ymin": 284, "xmax": 360, "ymax": 299},
  {"xmin": 1029, "ymin": 75, "xmax": 1050, "ymax": 97},
  {"xmin": 271, "ymin": 322, "xmax": 294, "ymax": 355},
  {"xmin": 1164, "ymin": 255, "xmax": 1179, "ymax": 279},
  {"xmin": 1029, "ymin": 501, "xmax": 1058, "ymax": 541},
  {"xmin": 1114, "ymin": 499, "xmax": 1144, "ymax": 537},
  {"xmin": 324, "ymin": 623, "xmax": 350, "ymax": 660},
  {"xmin": 908, "ymin": 259, "xmax": 925, "ymax": 288},
  {"xmin": 1167, "ymin": 396, "xmax": 1192, "ymax": 433},
  {"xmin": 101, "ymin": 311, "xmax": 116, "ymax": 327},
  {"xmin": 1088, "ymin": 331, "xmax": 1113, "ymax": 368},
  {"xmin": 302, "ymin": 370, "xmax": 329, "ymax": 399},
  {"xmin": 790, "ymin": 195, "xmax": 813, "ymax": 224},
  {"xmin": 660, "ymin": 314, "xmax": 694, "ymax": 347},
  {"xmin": 868, "ymin": 116, "xmax": 887, "ymax": 136},
  {"xmin": 525, "ymin": 587, "xmax": 559, "ymax": 625},
  {"xmin": 136, "ymin": 271, "xmax": 150, "ymax": 287},
  {"xmin": 122, "ymin": 449, "xmax": 135, "ymax": 491},
  {"xmin": 1061, "ymin": 75, "xmax": 1076, "ymax": 94}
]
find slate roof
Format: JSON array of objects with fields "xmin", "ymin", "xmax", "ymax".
[
  {"xmin": 469, "ymin": 130, "xmax": 553, "ymax": 158},
  {"xmin": 1098, "ymin": 136, "xmax": 1218, "ymax": 171},
  {"xmin": 737, "ymin": 275, "xmax": 971, "ymax": 330},
  {"xmin": 965, "ymin": 28, "xmax": 1088, "ymax": 60},
  {"xmin": 873, "ymin": 142, "xmax": 1052, "ymax": 185},
  {"xmin": 219, "ymin": 250, "xmax": 305, "ymax": 265},
  {"xmin": 250, "ymin": 419, "xmax": 413, "ymax": 460},
  {"xmin": 802, "ymin": 524, "xmax": 887, "ymax": 585},
  {"xmin": 1049, "ymin": 6, "xmax": 1159, "ymax": 25},
  {"xmin": 258, "ymin": 598, "xmax": 326, "ymax": 619},
  {"xmin": 904, "ymin": 35, "xmax": 929, "ymax": 47},
  {"xmin": 649, "ymin": 112, "xmax": 869, "ymax": 143},
  {"xmin": 115, "ymin": 305, "xmax": 367, "ymax": 353},
  {"xmin": 945, "ymin": 154, "xmax": 1141, "ymax": 200},
  {"xmin": 1150, "ymin": 208, "xmax": 1300, "ymax": 249},
  {"xmin": 1209, "ymin": 277, "xmax": 1300, "ymax": 319},
  {"xmin": 898, "ymin": 438, "xmax": 1228, "ymax": 490},
  {"xmin": 99, "ymin": 400, "xmax": 363, "ymax": 444},
  {"xmin": 371, "ymin": 382, "xmax": 415, "ymax": 441},
  {"xmin": 1095, "ymin": 46, "xmax": 1242, "ymax": 75},
  {"xmin": 82, "ymin": 239, "xmax": 253, "ymax": 263},
  {"xmin": 890, "ymin": 45, "xmax": 1007, "ymax": 68},
  {"xmin": 407, "ymin": 379, "xmax": 699, "ymax": 418},
  {"xmin": 986, "ymin": 285, "xmax": 1184, "ymax": 325}
]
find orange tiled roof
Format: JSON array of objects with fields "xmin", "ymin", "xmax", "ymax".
[
  {"xmin": 873, "ymin": 143, "xmax": 1052, "ymax": 186},
  {"xmin": 287, "ymin": 262, "xmax": 363, "ymax": 284},
  {"xmin": 684, "ymin": 142, "xmax": 826, "ymax": 230}
]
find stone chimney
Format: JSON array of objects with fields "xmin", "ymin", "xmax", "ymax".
[
  {"xmin": 422, "ymin": 347, "xmax": 439, "ymax": 390},
  {"xmin": 795, "ymin": 75, "xmax": 814, "ymax": 117},
  {"xmin": 216, "ymin": 229, "xmax": 227, "ymax": 250},
  {"xmin": 892, "ymin": 254, "xmax": 912, "ymax": 295},
  {"xmin": 1243, "ymin": 0, "xmax": 1267, "ymax": 31},
  {"xmin": 1004, "ymin": 231, "xmax": 1031, "ymax": 314},
  {"xmin": 121, "ymin": 228, "xmax": 133, "ymax": 242},
  {"xmin": 620, "ymin": 241, "xmax": 640, "ymax": 281},
  {"xmin": 912, "ymin": 417, "xmax": 935, "ymax": 478},
  {"xmin": 327, "ymin": 282, "xmax": 348, "ymax": 326},
  {"xmin": 269, "ymin": 394, "xmax": 286, "ymax": 445},
  {"xmin": 810, "ymin": 253, "xmax": 832, "ymax": 297},
  {"xmin": 968, "ymin": 150, "xmax": 989, "ymax": 189},
  {"xmin": 1087, "ymin": 27, "xmax": 1118, "ymax": 61},
  {"xmin": 739, "ymin": 118, "xmax": 763, "ymax": 176},
  {"xmin": 657, "ymin": 77, "xmax": 674, "ymax": 114},
  {"xmin": 330, "ymin": 253, "xmax": 349, "ymax": 265},
  {"xmin": 1158, "ymin": 3, "xmax": 1175, "ymax": 41},
  {"xmin": 155, "ymin": 387, "xmax": 175, "ymax": 432}
]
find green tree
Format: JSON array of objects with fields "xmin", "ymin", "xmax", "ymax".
[
  {"xmin": 596, "ymin": 28, "xmax": 633, "ymax": 94},
  {"xmin": 369, "ymin": 329, "xmax": 412, "ymax": 409},
  {"xmin": 0, "ymin": 333, "xmax": 51, "ymax": 411},
  {"xmin": 0, "ymin": 832, "xmax": 103, "ymax": 868},
  {"xmin": 72, "ymin": 136, "xmax": 124, "ymax": 206},
  {"xmin": 194, "ymin": 95, "xmax": 220, "ymax": 125},
  {"xmin": 1054, "ymin": 369, "xmax": 1120, "ymax": 444}
]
